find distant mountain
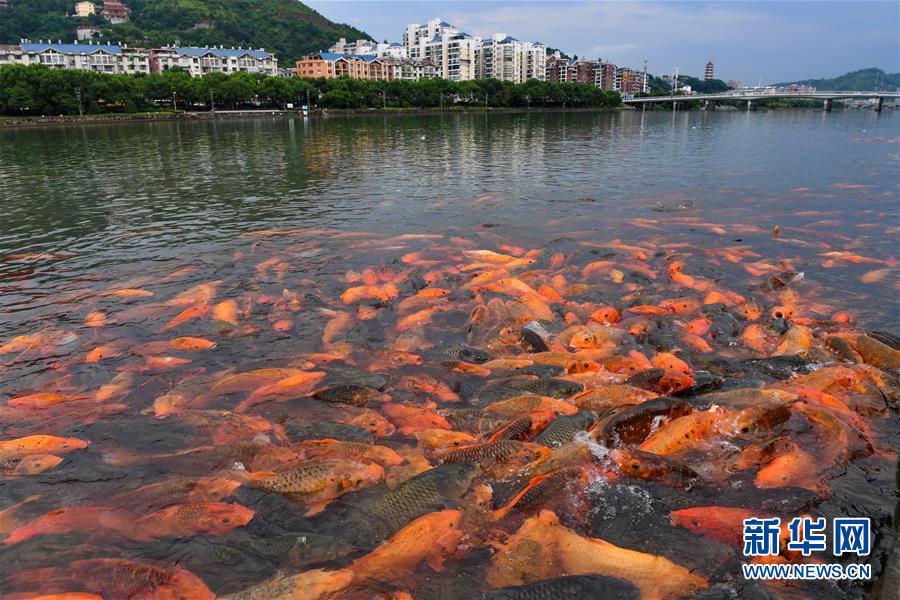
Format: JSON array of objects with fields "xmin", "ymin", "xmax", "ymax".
[
  {"xmin": 772, "ymin": 68, "xmax": 900, "ymax": 91},
  {"xmin": 0, "ymin": 0, "xmax": 371, "ymax": 63}
]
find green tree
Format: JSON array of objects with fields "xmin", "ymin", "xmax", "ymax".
[
  {"xmin": 0, "ymin": 63, "xmax": 627, "ymax": 115},
  {"xmin": 260, "ymin": 76, "xmax": 290, "ymax": 106}
]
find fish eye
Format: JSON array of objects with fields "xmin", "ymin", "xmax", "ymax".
[
  {"xmin": 630, "ymin": 462, "xmax": 640, "ymax": 470},
  {"xmin": 222, "ymin": 518, "xmax": 230, "ymax": 523}
]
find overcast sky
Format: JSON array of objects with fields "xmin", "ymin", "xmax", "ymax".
[{"xmin": 305, "ymin": 1, "xmax": 899, "ymax": 84}]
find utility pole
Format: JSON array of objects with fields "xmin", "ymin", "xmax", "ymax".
[
  {"xmin": 382, "ymin": 90, "xmax": 386, "ymax": 109},
  {"xmin": 172, "ymin": 91, "xmax": 177, "ymax": 110},
  {"xmin": 209, "ymin": 89, "xmax": 215, "ymax": 115},
  {"xmin": 440, "ymin": 93, "xmax": 443, "ymax": 110},
  {"xmin": 75, "ymin": 87, "xmax": 83, "ymax": 116}
]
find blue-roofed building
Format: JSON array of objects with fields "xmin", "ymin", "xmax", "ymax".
[
  {"xmin": 0, "ymin": 40, "xmax": 149, "ymax": 74},
  {"xmin": 0, "ymin": 40, "xmax": 279, "ymax": 77},
  {"xmin": 149, "ymin": 45, "xmax": 278, "ymax": 77}
]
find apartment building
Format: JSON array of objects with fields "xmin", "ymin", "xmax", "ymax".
[
  {"xmin": 520, "ymin": 42, "xmax": 546, "ymax": 82},
  {"xmin": 478, "ymin": 36, "xmax": 546, "ymax": 83},
  {"xmin": 388, "ymin": 58, "xmax": 437, "ymax": 80},
  {"xmin": 403, "ymin": 18, "xmax": 456, "ymax": 60},
  {"xmin": 0, "ymin": 41, "xmax": 149, "ymax": 74},
  {"xmin": 401, "ymin": 19, "xmax": 544, "ymax": 82},
  {"xmin": 149, "ymin": 46, "xmax": 279, "ymax": 77},
  {"xmin": 0, "ymin": 41, "xmax": 278, "ymax": 77},
  {"xmin": 328, "ymin": 38, "xmax": 376, "ymax": 55},
  {"xmin": 595, "ymin": 62, "xmax": 617, "ymax": 91},
  {"xmin": 424, "ymin": 32, "xmax": 478, "ymax": 81},
  {"xmin": 478, "ymin": 35, "xmax": 520, "ymax": 82},
  {"xmin": 295, "ymin": 53, "xmax": 435, "ymax": 81},
  {"xmin": 328, "ymin": 38, "xmax": 409, "ymax": 59},
  {"xmin": 546, "ymin": 55, "xmax": 597, "ymax": 84},
  {"xmin": 614, "ymin": 67, "xmax": 648, "ymax": 94}
]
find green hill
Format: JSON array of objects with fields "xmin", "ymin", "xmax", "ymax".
[
  {"xmin": 772, "ymin": 68, "xmax": 900, "ymax": 91},
  {"xmin": 0, "ymin": 0, "xmax": 372, "ymax": 63}
]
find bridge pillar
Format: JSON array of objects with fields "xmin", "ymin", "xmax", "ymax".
[
  {"xmin": 745, "ymin": 99, "xmax": 754, "ymax": 111},
  {"xmin": 704, "ymin": 100, "xmax": 715, "ymax": 112},
  {"xmin": 875, "ymin": 97, "xmax": 884, "ymax": 112},
  {"xmin": 823, "ymin": 98, "xmax": 832, "ymax": 112}
]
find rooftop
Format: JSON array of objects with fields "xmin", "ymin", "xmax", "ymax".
[
  {"xmin": 21, "ymin": 42, "xmax": 123, "ymax": 54},
  {"xmin": 172, "ymin": 46, "xmax": 269, "ymax": 60},
  {"xmin": 14, "ymin": 42, "xmax": 271, "ymax": 59},
  {"xmin": 308, "ymin": 52, "xmax": 380, "ymax": 62}
]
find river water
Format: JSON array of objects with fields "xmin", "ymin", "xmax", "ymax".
[{"xmin": 0, "ymin": 110, "xmax": 898, "ymax": 599}]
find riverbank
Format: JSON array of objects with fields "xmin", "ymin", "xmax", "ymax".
[
  {"xmin": 0, "ymin": 105, "xmax": 632, "ymax": 128},
  {"xmin": 0, "ymin": 111, "xmax": 194, "ymax": 127},
  {"xmin": 3, "ymin": 102, "xmax": 883, "ymax": 128}
]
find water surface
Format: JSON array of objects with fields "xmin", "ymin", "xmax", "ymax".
[{"xmin": 0, "ymin": 110, "xmax": 898, "ymax": 599}]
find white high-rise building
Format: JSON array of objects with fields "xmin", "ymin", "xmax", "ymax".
[
  {"xmin": 404, "ymin": 19, "xmax": 545, "ymax": 82},
  {"xmin": 478, "ymin": 34, "xmax": 520, "ymax": 81},
  {"xmin": 404, "ymin": 18, "xmax": 457, "ymax": 60},
  {"xmin": 520, "ymin": 41, "xmax": 546, "ymax": 82},
  {"xmin": 425, "ymin": 31, "xmax": 478, "ymax": 81},
  {"xmin": 478, "ymin": 35, "xmax": 546, "ymax": 83}
]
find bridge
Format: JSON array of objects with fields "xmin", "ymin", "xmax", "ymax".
[{"xmin": 622, "ymin": 90, "xmax": 900, "ymax": 112}]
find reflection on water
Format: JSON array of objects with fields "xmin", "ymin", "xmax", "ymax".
[{"xmin": 0, "ymin": 110, "xmax": 897, "ymax": 599}]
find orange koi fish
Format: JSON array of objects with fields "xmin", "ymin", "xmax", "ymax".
[
  {"xmin": 10, "ymin": 558, "xmax": 214, "ymax": 600},
  {"xmin": 237, "ymin": 371, "xmax": 326, "ymax": 412},
  {"xmin": 382, "ymin": 402, "xmax": 452, "ymax": 436},
  {"xmin": 160, "ymin": 305, "xmax": 210, "ymax": 332}
]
